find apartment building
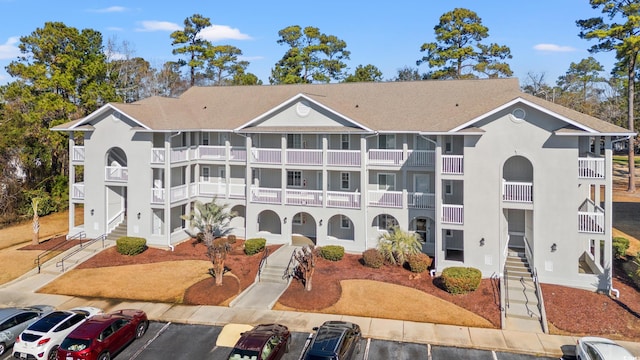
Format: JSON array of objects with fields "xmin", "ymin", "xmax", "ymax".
[{"xmin": 53, "ymin": 78, "xmax": 633, "ymax": 292}]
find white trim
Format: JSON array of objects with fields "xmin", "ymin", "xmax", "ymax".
[
  {"xmin": 234, "ymin": 94, "xmax": 374, "ymax": 133},
  {"xmin": 69, "ymin": 104, "xmax": 152, "ymax": 131},
  {"xmin": 450, "ymin": 97, "xmax": 598, "ymax": 133}
]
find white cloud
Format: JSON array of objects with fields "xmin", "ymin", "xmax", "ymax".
[
  {"xmin": 0, "ymin": 37, "xmax": 20, "ymax": 60},
  {"xmin": 199, "ymin": 25, "xmax": 252, "ymax": 42},
  {"xmin": 88, "ymin": 6, "xmax": 128, "ymax": 13},
  {"xmin": 136, "ymin": 21, "xmax": 181, "ymax": 32},
  {"xmin": 106, "ymin": 27, "xmax": 124, "ymax": 32},
  {"xmin": 533, "ymin": 43, "xmax": 577, "ymax": 52}
]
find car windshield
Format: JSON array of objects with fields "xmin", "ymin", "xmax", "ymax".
[
  {"xmin": 229, "ymin": 349, "xmax": 259, "ymax": 360},
  {"xmin": 60, "ymin": 337, "xmax": 91, "ymax": 352},
  {"xmin": 28, "ymin": 311, "xmax": 69, "ymax": 332}
]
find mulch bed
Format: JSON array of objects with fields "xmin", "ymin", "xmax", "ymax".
[
  {"xmin": 278, "ymin": 254, "xmax": 502, "ymax": 328},
  {"xmin": 19, "ymin": 235, "xmax": 82, "ymax": 251}
]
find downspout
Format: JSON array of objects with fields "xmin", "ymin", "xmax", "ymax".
[
  {"xmin": 608, "ymin": 136, "xmax": 628, "ymax": 297},
  {"xmin": 236, "ymin": 132, "xmax": 249, "ymax": 242},
  {"xmin": 166, "ymin": 131, "xmax": 182, "ymax": 251},
  {"xmin": 363, "ymin": 132, "xmax": 379, "ymax": 250}
]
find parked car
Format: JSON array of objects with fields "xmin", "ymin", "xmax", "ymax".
[
  {"xmin": 12, "ymin": 306, "xmax": 103, "ymax": 360},
  {"xmin": 576, "ymin": 336, "xmax": 635, "ymax": 360},
  {"xmin": 228, "ymin": 323, "xmax": 290, "ymax": 360},
  {"xmin": 302, "ymin": 321, "xmax": 361, "ymax": 360},
  {"xmin": 0, "ymin": 305, "xmax": 53, "ymax": 356},
  {"xmin": 57, "ymin": 309, "xmax": 148, "ymax": 360}
]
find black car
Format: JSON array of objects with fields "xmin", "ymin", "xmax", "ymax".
[{"xmin": 302, "ymin": 321, "xmax": 361, "ymax": 360}]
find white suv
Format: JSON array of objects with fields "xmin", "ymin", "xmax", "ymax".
[{"xmin": 12, "ymin": 306, "xmax": 102, "ymax": 360}]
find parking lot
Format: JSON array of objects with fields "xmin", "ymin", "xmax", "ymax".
[{"xmin": 1, "ymin": 322, "xmax": 561, "ymax": 360}]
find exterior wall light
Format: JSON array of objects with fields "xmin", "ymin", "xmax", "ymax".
[
  {"xmin": 319, "ymin": 220, "xmax": 323, "ymax": 226},
  {"xmin": 90, "ymin": 209, "xmax": 94, "ymax": 216},
  {"xmin": 283, "ymin": 217, "xmax": 287, "ymax": 224},
  {"xmin": 479, "ymin": 238, "xmax": 485, "ymax": 246},
  {"xmin": 551, "ymin": 243, "xmax": 557, "ymax": 252},
  {"xmin": 137, "ymin": 212, "xmax": 141, "ymax": 219}
]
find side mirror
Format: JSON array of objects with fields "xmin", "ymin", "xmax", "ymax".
[{"xmin": 312, "ymin": 327, "xmax": 319, "ymax": 331}]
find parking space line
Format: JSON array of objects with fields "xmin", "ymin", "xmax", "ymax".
[
  {"xmin": 129, "ymin": 322, "xmax": 172, "ymax": 360},
  {"xmin": 362, "ymin": 337, "xmax": 371, "ymax": 359},
  {"xmin": 492, "ymin": 350, "xmax": 498, "ymax": 360},
  {"xmin": 297, "ymin": 333, "xmax": 314, "ymax": 360},
  {"xmin": 427, "ymin": 344, "xmax": 432, "ymax": 360}
]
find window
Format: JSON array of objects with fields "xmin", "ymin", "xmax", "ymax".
[
  {"xmin": 445, "ymin": 229, "xmax": 453, "ymax": 237},
  {"xmin": 445, "ymin": 136, "xmax": 453, "ymax": 153},
  {"xmin": 292, "ymin": 213, "xmax": 303, "ymax": 225},
  {"xmin": 201, "ymin": 167, "xmax": 210, "ymax": 182},
  {"xmin": 379, "ymin": 134, "xmax": 395, "ymax": 149},
  {"xmin": 202, "ymin": 132, "xmax": 209, "ymax": 145},
  {"xmin": 55, "ymin": 314, "xmax": 85, "ymax": 332},
  {"xmin": 341, "ymin": 172, "xmax": 350, "ymax": 190},
  {"xmin": 341, "ymin": 215, "xmax": 351, "ymax": 229},
  {"xmin": 444, "ymin": 180, "xmax": 453, "ymax": 195},
  {"xmin": 341, "ymin": 134, "xmax": 350, "ymax": 150},
  {"xmin": 378, "ymin": 173, "xmax": 395, "ymax": 191},
  {"xmin": 287, "ymin": 134, "xmax": 302, "ymax": 149},
  {"xmin": 377, "ymin": 214, "xmax": 398, "ymax": 230},
  {"xmin": 287, "ymin": 171, "xmax": 302, "ymax": 187}
]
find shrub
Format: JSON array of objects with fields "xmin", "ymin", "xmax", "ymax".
[
  {"xmin": 407, "ymin": 253, "xmax": 432, "ymax": 273},
  {"xmin": 319, "ymin": 245, "xmax": 344, "ymax": 261},
  {"xmin": 227, "ymin": 234, "xmax": 237, "ymax": 244},
  {"xmin": 362, "ymin": 248, "xmax": 384, "ymax": 268},
  {"xmin": 377, "ymin": 227, "xmax": 422, "ymax": 266},
  {"xmin": 441, "ymin": 267, "xmax": 481, "ymax": 294},
  {"xmin": 613, "ymin": 237, "xmax": 630, "ymax": 259},
  {"xmin": 244, "ymin": 238, "xmax": 266, "ymax": 255},
  {"xmin": 116, "ymin": 237, "xmax": 147, "ymax": 256}
]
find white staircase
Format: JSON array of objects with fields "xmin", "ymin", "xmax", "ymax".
[{"xmin": 504, "ymin": 249, "xmax": 545, "ymax": 333}]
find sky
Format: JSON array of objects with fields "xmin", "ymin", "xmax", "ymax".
[{"xmin": 0, "ymin": 0, "xmax": 619, "ymax": 87}]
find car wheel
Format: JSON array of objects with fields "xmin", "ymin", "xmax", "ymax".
[
  {"xmin": 0, "ymin": 342, "xmax": 5, "ymax": 356},
  {"xmin": 98, "ymin": 351, "xmax": 111, "ymax": 360},
  {"xmin": 136, "ymin": 320, "xmax": 149, "ymax": 339},
  {"xmin": 48, "ymin": 346, "xmax": 59, "ymax": 360}
]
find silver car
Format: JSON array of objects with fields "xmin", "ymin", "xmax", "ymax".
[
  {"xmin": 0, "ymin": 305, "xmax": 54, "ymax": 355},
  {"xmin": 576, "ymin": 336, "xmax": 635, "ymax": 360}
]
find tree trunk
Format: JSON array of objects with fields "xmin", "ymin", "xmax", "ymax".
[
  {"xmin": 628, "ymin": 56, "xmax": 636, "ymax": 193},
  {"xmin": 304, "ymin": 266, "xmax": 314, "ymax": 291},
  {"xmin": 31, "ymin": 200, "xmax": 40, "ymax": 245}
]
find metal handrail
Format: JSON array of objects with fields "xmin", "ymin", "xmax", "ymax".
[
  {"xmin": 34, "ymin": 232, "xmax": 85, "ymax": 273},
  {"xmin": 56, "ymin": 234, "xmax": 106, "ymax": 272},
  {"xmin": 532, "ymin": 268, "xmax": 549, "ymax": 333},
  {"xmin": 283, "ymin": 250, "xmax": 298, "ymax": 280},
  {"xmin": 257, "ymin": 247, "xmax": 270, "ymax": 282},
  {"xmin": 504, "ymin": 265, "xmax": 509, "ymax": 310}
]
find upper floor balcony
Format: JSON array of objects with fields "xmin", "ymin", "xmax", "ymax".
[
  {"xmin": 151, "ymin": 182, "xmax": 246, "ymax": 205},
  {"xmin": 442, "ymin": 204, "xmax": 464, "ymax": 225},
  {"xmin": 105, "ymin": 166, "xmax": 128, "ymax": 182},
  {"xmin": 578, "ymin": 199, "xmax": 605, "ymax": 234},
  {"xmin": 72, "ymin": 183, "xmax": 84, "ymax": 201},
  {"xmin": 72, "ymin": 146, "xmax": 85, "ymax": 163},
  {"xmin": 578, "ymin": 157, "xmax": 605, "ymax": 179},
  {"xmin": 442, "ymin": 155, "xmax": 464, "ymax": 175},
  {"xmin": 151, "ymin": 146, "xmax": 247, "ymax": 165},
  {"xmin": 502, "ymin": 181, "xmax": 533, "ymax": 203}
]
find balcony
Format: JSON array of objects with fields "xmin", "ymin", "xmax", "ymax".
[
  {"xmin": 503, "ymin": 181, "xmax": 533, "ymax": 203},
  {"xmin": 368, "ymin": 150, "xmax": 403, "ymax": 166},
  {"xmin": 251, "ymin": 148, "xmax": 282, "ymax": 165},
  {"xmin": 72, "ymin": 183, "xmax": 85, "ymax": 200},
  {"xmin": 286, "ymin": 149, "xmax": 322, "ymax": 165},
  {"xmin": 327, "ymin": 150, "xmax": 360, "ymax": 167},
  {"xmin": 72, "ymin": 146, "xmax": 85, "ymax": 163},
  {"xmin": 442, "ymin": 155, "xmax": 463, "ymax": 175},
  {"xmin": 285, "ymin": 189, "xmax": 322, "ymax": 206},
  {"xmin": 326, "ymin": 191, "xmax": 360, "ymax": 209},
  {"xmin": 442, "ymin": 204, "xmax": 464, "ymax": 224},
  {"xmin": 105, "ymin": 166, "xmax": 128, "ymax": 182},
  {"xmin": 250, "ymin": 187, "xmax": 282, "ymax": 204},
  {"xmin": 368, "ymin": 190, "xmax": 403, "ymax": 208},
  {"xmin": 406, "ymin": 150, "xmax": 435, "ymax": 167},
  {"xmin": 578, "ymin": 157, "xmax": 605, "ymax": 179},
  {"xmin": 407, "ymin": 192, "xmax": 435, "ymax": 209}
]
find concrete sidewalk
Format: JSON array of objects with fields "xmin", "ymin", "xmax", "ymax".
[{"xmin": 1, "ymin": 247, "xmax": 640, "ymax": 358}]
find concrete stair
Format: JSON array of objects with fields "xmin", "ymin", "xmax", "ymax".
[
  {"xmin": 106, "ymin": 221, "xmax": 127, "ymax": 242},
  {"xmin": 504, "ymin": 249, "xmax": 544, "ymax": 333}
]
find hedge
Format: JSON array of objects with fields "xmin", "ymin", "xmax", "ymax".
[
  {"xmin": 613, "ymin": 237, "xmax": 630, "ymax": 259},
  {"xmin": 441, "ymin": 267, "xmax": 481, "ymax": 294},
  {"xmin": 116, "ymin": 237, "xmax": 147, "ymax": 256},
  {"xmin": 244, "ymin": 238, "xmax": 266, "ymax": 255},
  {"xmin": 319, "ymin": 245, "xmax": 344, "ymax": 261},
  {"xmin": 362, "ymin": 248, "xmax": 384, "ymax": 268},
  {"xmin": 407, "ymin": 253, "xmax": 432, "ymax": 273}
]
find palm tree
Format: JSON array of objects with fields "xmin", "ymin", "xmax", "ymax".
[
  {"xmin": 377, "ymin": 226, "xmax": 422, "ymax": 266},
  {"xmin": 181, "ymin": 198, "xmax": 235, "ymax": 286}
]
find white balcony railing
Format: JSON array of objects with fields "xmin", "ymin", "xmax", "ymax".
[
  {"xmin": 251, "ymin": 148, "xmax": 282, "ymax": 164},
  {"xmin": 285, "ymin": 189, "xmax": 323, "ymax": 206},
  {"xmin": 326, "ymin": 191, "xmax": 360, "ymax": 209},
  {"xmin": 407, "ymin": 192, "xmax": 435, "ymax": 209},
  {"xmin": 286, "ymin": 149, "xmax": 323, "ymax": 165},
  {"xmin": 151, "ymin": 148, "xmax": 165, "ymax": 164},
  {"xmin": 442, "ymin": 204, "xmax": 464, "ymax": 224},
  {"xmin": 170, "ymin": 147, "xmax": 189, "ymax": 163},
  {"xmin": 442, "ymin": 155, "xmax": 464, "ymax": 175},
  {"xmin": 229, "ymin": 183, "xmax": 246, "ymax": 199},
  {"xmin": 170, "ymin": 184, "xmax": 188, "ymax": 202},
  {"xmin": 368, "ymin": 190, "xmax": 403, "ymax": 208},
  {"xmin": 368, "ymin": 149, "xmax": 404, "ymax": 166},
  {"xmin": 230, "ymin": 147, "xmax": 247, "ymax": 162},
  {"xmin": 406, "ymin": 150, "xmax": 435, "ymax": 167},
  {"xmin": 72, "ymin": 146, "xmax": 85, "ymax": 162},
  {"xmin": 198, "ymin": 146, "xmax": 226, "ymax": 160},
  {"xmin": 105, "ymin": 166, "xmax": 128, "ymax": 182},
  {"xmin": 151, "ymin": 188, "xmax": 165, "ymax": 204},
  {"xmin": 503, "ymin": 181, "xmax": 533, "ymax": 203},
  {"xmin": 250, "ymin": 187, "xmax": 282, "ymax": 204},
  {"xmin": 578, "ymin": 211, "xmax": 605, "ymax": 234},
  {"xmin": 327, "ymin": 150, "xmax": 360, "ymax": 167},
  {"xmin": 578, "ymin": 157, "xmax": 605, "ymax": 179},
  {"xmin": 199, "ymin": 182, "xmax": 227, "ymax": 196},
  {"xmin": 72, "ymin": 183, "xmax": 85, "ymax": 200}
]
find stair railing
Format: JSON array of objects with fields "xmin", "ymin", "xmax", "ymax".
[
  {"xmin": 56, "ymin": 234, "xmax": 107, "ymax": 272},
  {"xmin": 34, "ymin": 232, "xmax": 85, "ymax": 273},
  {"xmin": 532, "ymin": 268, "xmax": 549, "ymax": 333},
  {"xmin": 283, "ymin": 249, "xmax": 298, "ymax": 280},
  {"xmin": 257, "ymin": 247, "xmax": 270, "ymax": 282},
  {"xmin": 503, "ymin": 264, "xmax": 509, "ymax": 311}
]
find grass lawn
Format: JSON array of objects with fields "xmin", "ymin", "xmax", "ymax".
[{"xmin": 613, "ymin": 154, "xmax": 640, "ymax": 166}]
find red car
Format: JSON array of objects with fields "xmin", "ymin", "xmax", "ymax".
[
  {"xmin": 56, "ymin": 309, "xmax": 148, "ymax": 360},
  {"xmin": 228, "ymin": 323, "xmax": 290, "ymax": 360}
]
